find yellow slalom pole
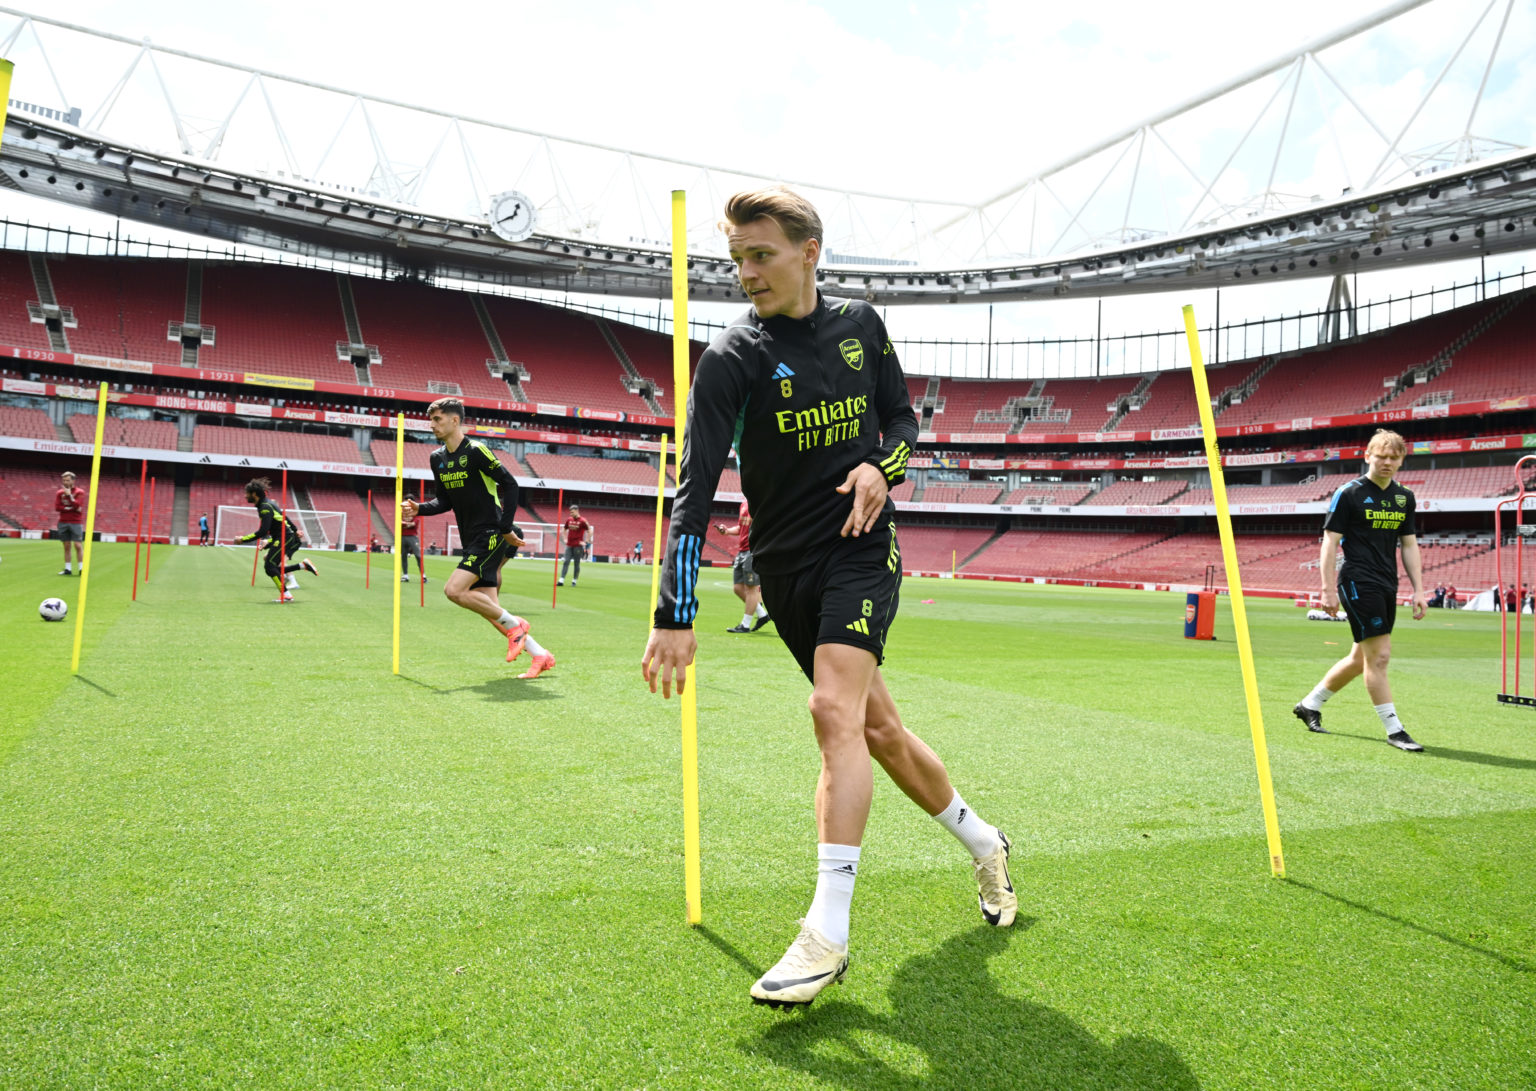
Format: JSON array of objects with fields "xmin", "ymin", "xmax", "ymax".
[
  {"xmin": 0, "ymin": 61, "xmax": 14, "ymax": 140},
  {"xmin": 70, "ymin": 382, "xmax": 108, "ymax": 674},
  {"xmin": 648, "ymin": 434, "xmax": 669, "ymax": 622},
  {"xmin": 672, "ymin": 189, "xmax": 702, "ymax": 926},
  {"xmin": 391, "ymin": 413, "xmax": 405, "ymax": 676},
  {"xmin": 1182, "ymin": 305, "xmax": 1285, "ymax": 877}
]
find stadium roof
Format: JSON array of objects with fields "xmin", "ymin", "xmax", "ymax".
[{"xmin": 1, "ymin": 0, "xmax": 1533, "ymax": 304}]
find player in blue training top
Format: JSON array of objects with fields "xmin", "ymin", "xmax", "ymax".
[
  {"xmin": 1293, "ymin": 429, "xmax": 1428, "ymax": 751},
  {"xmin": 642, "ymin": 187, "xmax": 1016, "ymax": 1009}
]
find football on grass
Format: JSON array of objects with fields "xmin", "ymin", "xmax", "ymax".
[{"xmin": 39, "ymin": 598, "xmax": 68, "ymax": 622}]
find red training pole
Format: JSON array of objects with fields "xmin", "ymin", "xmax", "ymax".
[
  {"xmin": 144, "ymin": 477, "xmax": 156, "ymax": 583},
  {"xmin": 279, "ymin": 469, "xmax": 289, "ymax": 602},
  {"xmin": 366, "ymin": 488, "xmax": 372, "ymax": 589},
  {"xmin": 552, "ymin": 487, "xmax": 562, "ymax": 609},
  {"xmin": 418, "ymin": 477, "xmax": 426, "ymax": 608},
  {"xmin": 131, "ymin": 459, "xmax": 146, "ymax": 601}
]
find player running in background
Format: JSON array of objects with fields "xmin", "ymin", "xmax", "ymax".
[
  {"xmin": 56, "ymin": 470, "xmax": 86, "ymax": 575},
  {"xmin": 1293, "ymin": 429, "xmax": 1428, "ymax": 752},
  {"xmin": 716, "ymin": 500, "xmax": 771, "ymax": 633},
  {"xmin": 643, "ymin": 188, "xmax": 1015, "ymax": 1008},
  {"xmin": 557, "ymin": 504, "xmax": 591, "ymax": 587},
  {"xmin": 399, "ymin": 507, "xmax": 427, "ymax": 583},
  {"xmin": 233, "ymin": 477, "xmax": 318, "ymax": 601},
  {"xmin": 401, "ymin": 398, "xmax": 555, "ymax": 677},
  {"xmin": 198, "ymin": 512, "xmax": 210, "ymax": 546}
]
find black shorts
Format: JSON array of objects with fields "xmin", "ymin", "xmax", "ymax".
[
  {"xmin": 1338, "ymin": 578, "xmax": 1396, "ymax": 643},
  {"xmin": 459, "ymin": 529, "xmax": 513, "ymax": 589},
  {"xmin": 758, "ymin": 522, "xmax": 902, "ymax": 683},
  {"xmin": 263, "ymin": 534, "xmax": 302, "ymax": 575},
  {"xmin": 732, "ymin": 551, "xmax": 760, "ymax": 588},
  {"xmin": 401, "ymin": 533, "xmax": 421, "ymax": 557}
]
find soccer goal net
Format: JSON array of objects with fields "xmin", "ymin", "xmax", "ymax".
[
  {"xmin": 216, "ymin": 505, "xmax": 348, "ymax": 550},
  {"xmin": 446, "ymin": 522, "xmax": 581, "ymax": 559}
]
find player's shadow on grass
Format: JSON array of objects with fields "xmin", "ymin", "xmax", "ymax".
[
  {"xmin": 1326, "ymin": 730, "xmax": 1536, "ymax": 770},
  {"xmin": 1284, "ymin": 878, "xmax": 1532, "ymax": 973},
  {"xmin": 398, "ymin": 675, "xmax": 558, "ymax": 702},
  {"xmin": 747, "ymin": 924, "xmax": 1199, "ymax": 1091}
]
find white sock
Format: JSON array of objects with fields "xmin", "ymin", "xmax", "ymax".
[
  {"xmin": 755, "ymin": 603, "xmax": 769, "ymax": 618},
  {"xmin": 1375, "ymin": 702, "xmax": 1404, "ymax": 735},
  {"xmin": 804, "ymin": 843, "xmax": 859, "ymax": 948},
  {"xmin": 524, "ymin": 634, "xmax": 548, "ymax": 658},
  {"xmin": 496, "ymin": 610, "xmax": 516, "ymax": 631},
  {"xmin": 741, "ymin": 613, "xmax": 754, "ymax": 628},
  {"xmin": 1301, "ymin": 684, "xmax": 1336, "ymax": 712},
  {"xmin": 934, "ymin": 791, "xmax": 1004, "ymax": 859},
  {"xmin": 63, "ymin": 563, "xmax": 71, "ymax": 572}
]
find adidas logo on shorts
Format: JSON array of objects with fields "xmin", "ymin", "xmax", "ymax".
[{"xmin": 846, "ymin": 618, "xmax": 869, "ymax": 635}]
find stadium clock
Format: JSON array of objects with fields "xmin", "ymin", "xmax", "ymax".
[{"xmin": 487, "ymin": 190, "xmax": 537, "ymax": 242}]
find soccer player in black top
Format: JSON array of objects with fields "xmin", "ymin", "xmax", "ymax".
[
  {"xmin": 234, "ymin": 477, "xmax": 318, "ymax": 601},
  {"xmin": 642, "ymin": 188, "xmax": 1015, "ymax": 1008},
  {"xmin": 1293, "ymin": 429, "xmax": 1428, "ymax": 751},
  {"xmin": 401, "ymin": 398, "xmax": 556, "ymax": 677}
]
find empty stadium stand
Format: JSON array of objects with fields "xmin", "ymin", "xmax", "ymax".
[
  {"xmin": 368, "ymin": 437, "xmax": 436, "ymax": 472},
  {"xmin": 1382, "ymin": 291, "xmax": 1536, "ymax": 408},
  {"xmin": 965, "ymin": 529, "xmax": 1170, "ymax": 577},
  {"xmin": 481, "ymin": 296, "xmax": 652, "ymax": 415},
  {"xmin": 0, "ymin": 251, "xmax": 53, "ymax": 351},
  {"xmin": 1084, "ymin": 480, "xmax": 1187, "ymax": 506},
  {"xmin": 522, "ymin": 452, "xmax": 660, "ymax": 488},
  {"xmin": 607, "ymin": 321, "xmax": 698, "ymax": 419},
  {"xmin": 893, "ymin": 524, "xmax": 995, "ymax": 572},
  {"xmin": 1002, "ymin": 482, "xmax": 1098, "ymax": 505},
  {"xmin": 193, "ymin": 423, "xmax": 364, "ymax": 463},
  {"xmin": 1217, "ymin": 303, "xmax": 1493, "ymax": 426},
  {"xmin": 199, "ymin": 264, "xmax": 357, "ymax": 382},
  {"xmin": 0, "ymin": 405, "xmax": 57, "ymax": 440},
  {"xmin": 932, "ymin": 379, "xmax": 1036, "ymax": 426},
  {"xmin": 921, "ymin": 481, "xmax": 1005, "ymax": 505},
  {"xmin": 45, "ymin": 255, "xmax": 186, "ymax": 365},
  {"xmin": 67, "ymin": 413, "xmax": 179, "ymax": 450},
  {"xmin": 0, "ymin": 464, "xmax": 170, "ymax": 538},
  {"xmin": 348, "ymin": 278, "xmax": 514, "ymax": 400}
]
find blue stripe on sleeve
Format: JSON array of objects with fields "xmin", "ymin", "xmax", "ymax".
[
  {"xmin": 674, "ymin": 533, "xmax": 702, "ymax": 624},
  {"xmin": 1327, "ymin": 484, "xmax": 1348, "ymax": 514}
]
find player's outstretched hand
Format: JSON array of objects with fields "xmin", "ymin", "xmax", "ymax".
[
  {"xmin": 836, "ymin": 462, "xmax": 889, "ymax": 538},
  {"xmin": 642, "ymin": 627, "xmax": 696, "ymax": 698},
  {"xmin": 401, "ymin": 498, "xmax": 419, "ymax": 519}
]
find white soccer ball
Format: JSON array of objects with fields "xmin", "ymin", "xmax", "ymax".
[{"xmin": 39, "ymin": 597, "xmax": 68, "ymax": 622}]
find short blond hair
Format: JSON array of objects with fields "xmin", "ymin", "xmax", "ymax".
[
  {"xmin": 723, "ymin": 187, "xmax": 823, "ymax": 248},
  {"xmin": 1366, "ymin": 429, "xmax": 1407, "ymax": 457}
]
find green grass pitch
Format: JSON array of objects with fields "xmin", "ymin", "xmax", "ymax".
[{"xmin": 1, "ymin": 538, "xmax": 1532, "ymax": 1089}]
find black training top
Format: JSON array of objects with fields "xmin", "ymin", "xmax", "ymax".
[
  {"xmin": 416, "ymin": 437, "xmax": 520, "ymax": 540},
  {"xmin": 1323, "ymin": 474, "xmax": 1417, "ymax": 589},
  {"xmin": 235, "ymin": 498, "xmax": 303, "ymax": 547},
  {"xmin": 654, "ymin": 294, "xmax": 917, "ymax": 629}
]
